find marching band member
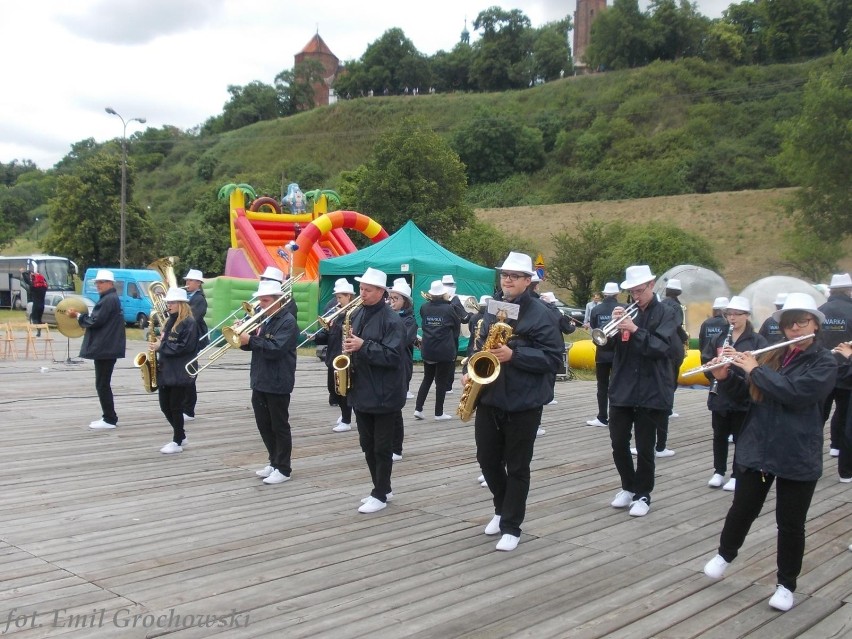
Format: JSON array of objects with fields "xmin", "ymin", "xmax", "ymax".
[
  {"xmin": 759, "ymin": 293, "xmax": 787, "ymax": 345},
  {"xmin": 819, "ymin": 273, "xmax": 852, "ymax": 463},
  {"xmin": 239, "ymin": 279, "xmax": 298, "ymax": 485},
  {"xmin": 657, "ymin": 278, "xmax": 687, "ymax": 456},
  {"xmin": 152, "ymin": 288, "xmax": 198, "ymax": 454},
  {"xmin": 415, "ymin": 280, "xmax": 460, "ymax": 422},
  {"xmin": 345, "ymin": 267, "xmax": 406, "ymax": 514},
  {"xmin": 703, "ymin": 293, "xmax": 836, "ymax": 612},
  {"xmin": 607, "ymin": 265, "xmax": 679, "ymax": 517},
  {"xmin": 701, "ymin": 296, "xmax": 767, "ymax": 490},
  {"xmin": 182, "ymin": 268, "xmax": 207, "ymax": 421},
  {"xmin": 586, "ymin": 282, "xmax": 621, "ymax": 428},
  {"xmin": 698, "ymin": 297, "xmax": 730, "ymax": 354},
  {"xmin": 442, "ymin": 274, "xmax": 469, "ymax": 394},
  {"xmin": 465, "ymin": 252, "xmax": 563, "ymax": 551},
  {"xmin": 388, "ymin": 278, "xmax": 417, "ymax": 460}
]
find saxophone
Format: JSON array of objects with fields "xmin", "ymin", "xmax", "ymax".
[
  {"xmin": 332, "ymin": 300, "xmax": 362, "ymax": 395},
  {"xmin": 457, "ymin": 311, "xmax": 513, "ymax": 422},
  {"xmin": 133, "ymin": 257, "xmax": 177, "ymax": 393}
]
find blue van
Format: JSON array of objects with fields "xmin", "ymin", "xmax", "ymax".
[{"xmin": 82, "ymin": 268, "xmax": 161, "ymax": 327}]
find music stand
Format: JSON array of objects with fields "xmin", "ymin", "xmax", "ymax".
[{"xmin": 57, "ymin": 337, "xmax": 83, "ymax": 365}]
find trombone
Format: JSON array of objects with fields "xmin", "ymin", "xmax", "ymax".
[
  {"xmin": 297, "ymin": 296, "xmax": 362, "ymax": 348},
  {"xmin": 591, "ymin": 302, "xmax": 639, "ymax": 346},
  {"xmin": 682, "ymin": 333, "xmax": 816, "ymax": 377}
]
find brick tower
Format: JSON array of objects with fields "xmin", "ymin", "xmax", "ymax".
[
  {"xmin": 295, "ymin": 33, "xmax": 340, "ymax": 107},
  {"xmin": 573, "ymin": 0, "xmax": 607, "ymax": 70}
]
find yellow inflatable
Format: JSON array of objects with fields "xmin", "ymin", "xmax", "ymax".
[{"xmin": 567, "ymin": 340, "xmax": 709, "ymax": 386}]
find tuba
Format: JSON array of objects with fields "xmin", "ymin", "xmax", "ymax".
[
  {"xmin": 332, "ymin": 300, "xmax": 363, "ymax": 396},
  {"xmin": 457, "ymin": 311, "xmax": 513, "ymax": 422},
  {"xmin": 134, "ymin": 257, "xmax": 177, "ymax": 393}
]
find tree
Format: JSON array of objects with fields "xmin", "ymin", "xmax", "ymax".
[
  {"xmin": 275, "ymin": 59, "xmax": 328, "ymax": 115},
  {"xmin": 777, "ymin": 49, "xmax": 852, "ymax": 239},
  {"xmin": 470, "ymin": 7, "xmax": 534, "ymax": 90},
  {"xmin": 780, "ymin": 225, "xmax": 844, "ymax": 282},
  {"xmin": 355, "ymin": 118, "xmax": 473, "ymax": 243},
  {"xmin": 164, "ymin": 191, "xmax": 230, "ymax": 277},
  {"xmin": 220, "ymin": 81, "xmax": 282, "ymax": 132},
  {"xmin": 430, "ymin": 43, "xmax": 475, "ymax": 92},
  {"xmin": 550, "ymin": 221, "xmax": 626, "ymax": 306},
  {"xmin": 646, "ymin": 0, "xmax": 710, "ymax": 61},
  {"xmin": 764, "ymin": 0, "xmax": 831, "ymax": 62},
  {"xmin": 585, "ymin": 0, "xmax": 651, "ymax": 69},
  {"xmin": 335, "ymin": 28, "xmax": 429, "ymax": 96},
  {"xmin": 532, "ymin": 20, "xmax": 572, "ymax": 82},
  {"xmin": 446, "ymin": 219, "xmax": 520, "ymax": 273}
]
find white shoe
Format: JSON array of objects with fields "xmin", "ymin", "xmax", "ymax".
[
  {"xmin": 159, "ymin": 442, "xmax": 183, "ymax": 454},
  {"xmin": 830, "ymin": 448, "xmax": 840, "ymax": 457},
  {"xmin": 336, "ymin": 415, "xmax": 343, "ymax": 424},
  {"xmin": 477, "ymin": 474, "xmax": 485, "ymax": 483},
  {"xmin": 180, "ymin": 438, "xmax": 187, "ymax": 447},
  {"xmin": 670, "ymin": 412, "xmax": 679, "ymax": 418},
  {"xmin": 255, "ymin": 465, "xmax": 274, "ymax": 478},
  {"xmin": 630, "ymin": 447, "xmax": 638, "ymax": 456},
  {"xmin": 611, "ymin": 490, "xmax": 635, "ymax": 508},
  {"xmin": 536, "ymin": 427, "xmax": 545, "ymax": 436},
  {"xmin": 392, "ymin": 453, "xmax": 403, "ymax": 461},
  {"xmin": 89, "ymin": 419, "xmax": 116, "ymax": 430},
  {"xmin": 406, "ymin": 391, "xmax": 414, "ymax": 399},
  {"xmin": 840, "ymin": 476, "xmax": 852, "ymax": 483},
  {"xmin": 413, "ymin": 410, "xmax": 424, "ymax": 420},
  {"xmin": 547, "ymin": 399, "xmax": 558, "ymax": 405},
  {"xmin": 703, "ymin": 554, "xmax": 730, "ymax": 579},
  {"xmin": 263, "ymin": 469, "xmax": 290, "ymax": 485},
  {"xmin": 445, "ymin": 389, "xmax": 454, "ymax": 395},
  {"xmin": 496, "ymin": 534, "xmax": 519, "ymax": 551},
  {"xmin": 480, "ymin": 480, "xmax": 488, "ymax": 487},
  {"xmin": 708, "ymin": 473, "xmax": 725, "ymax": 488},
  {"xmin": 768, "ymin": 584, "xmax": 794, "ymax": 611},
  {"xmin": 361, "ymin": 492, "xmax": 393, "ymax": 504},
  {"xmin": 183, "ymin": 413, "xmax": 195, "ymax": 421},
  {"xmin": 358, "ymin": 496, "xmax": 387, "ymax": 513},
  {"xmin": 586, "ymin": 418, "xmax": 607, "ymax": 427},
  {"xmin": 629, "ymin": 497, "xmax": 650, "ymax": 517},
  {"xmin": 655, "ymin": 448, "xmax": 676, "ymax": 458},
  {"xmin": 484, "ymin": 515, "xmax": 501, "ymax": 535},
  {"xmin": 722, "ymin": 478, "xmax": 736, "ymax": 491},
  {"xmin": 434, "ymin": 414, "xmax": 452, "ymax": 421},
  {"xmin": 332, "ymin": 422, "xmax": 351, "ymax": 432},
  {"xmin": 728, "ymin": 434, "xmax": 734, "ymax": 443}
]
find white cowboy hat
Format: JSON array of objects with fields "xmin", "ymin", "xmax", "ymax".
[
  {"xmin": 164, "ymin": 287, "xmax": 188, "ymax": 303},
  {"xmin": 773, "ymin": 292, "xmax": 788, "ymax": 307},
  {"xmin": 260, "ymin": 266, "xmax": 284, "ymax": 283},
  {"xmin": 428, "ymin": 280, "xmax": 448, "ymax": 297},
  {"xmin": 391, "ymin": 278, "xmax": 412, "ymax": 300},
  {"xmin": 540, "ymin": 292, "xmax": 557, "ymax": 303},
  {"xmin": 531, "ymin": 273, "xmax": 541, "ymax": 283},
  {"xmin": 495, "ymin": 252, "xmax": 535, "ymax": 275},
  {"xmin": 478, "ymin": 294, "xmax": 492, "ymax": 306},
  {"xmin": 442, "ymin": 274, "xmax": 455, "ymax": 286},
  {"xmin": 666, "ymin": 278, "xmax": 682, "ymax": 292},
  {"xmin": 254, "ymin": 280, "xmax": 282, "ymax": 298},
  {"xmin": 355, "ymin": 267, "xmax": 388, "ymax": 289},
  {"xmin": 620, "ymin": 265, "xmax": 655, "ymax": 290},
  {"xmin": 829, "ymin": 273, "xmax": 852, "ymax": 289},
  {"xmin": 725, "ymin": 295, "xmax": 751, "ymax": 313},
  {"xmin": 94, "ymin": 269, "xmax": 115, "ymax": 282},
  {"xmin": 712, "ymin": 296, "xmax": 730, "ymax": 309},
  {"xmin": 183, "ymin": 269, "xmax": 203, "ymax": 282},
  {"xmin": 772, "ymin": 292, "xmax": 825, "ymax": 325},
  {"xmin": 333, "ymin": 278, "xmax": 355, "ymax": 295},
  {"xmin": 603, "ymin": 282, "xmax": 619, "ymax": 295}
]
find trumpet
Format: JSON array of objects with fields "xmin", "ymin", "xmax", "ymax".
[
  {"xmin": 297, "ymin": 296, "xmax": 362, "ymax": 348},
  {"xmin": 683, "ymin": 333, "xmax": 816, "ymax": 377},
  {"xmin": 591, "ymin": 302, "xmax": 639, "ymax": 346}
]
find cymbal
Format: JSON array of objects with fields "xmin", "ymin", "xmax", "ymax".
[{"xmin": 55, "ymin": 297, "xmax": 88, "ymax": 338}]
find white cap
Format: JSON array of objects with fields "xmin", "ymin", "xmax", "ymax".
[
  {"xmin": 260, "ymin": 266, "xmax": 284, "ymax": 283},
  {"xmin": 829, "ymin": 273, "xmax": 852, "ymax": 289},
  {"xmin": 712, "ymin": 296, "xmax": 730, "ymax": 309},
  {"xmin": 620, "ymin": 265, "xmax": 655, "ymax": 290},
  {"xmin": 184, "ymin": 269, "xmax": 203, "ymax": 282},
  {"xmin": 540, "ymin": 292, "xmax": 557, "ymax": 303},
  {"xmin": 254, "ymin": 280, "xmax": 282, "ymax": 298},
  {"xmin": 164, "ymin": 287, "xmax": 188, "ymax": 303},
  {"xmin": 666, "ymin": 278, "xmax": 682, "ymax": 292},
  {"xmin": 726, "ymin": 295, "xmax": 751, "ymax": 313},
  {"xmin": 428, "ymin": 280, "xmax": 448, "ymax": 297},
  {"xmin": 442, "ymin": 274, "xmax": 455, "ymax": 285},
  {"xmin": 495, "ymin": 252, "xmax": 535, "ymax": 275},
  {"xmin": 94, "ymin": 269, "xmax": 115, "ymax": 282},
  {"xmin": 603, "ymin": 282, "xmax": 619, "ymax": 295},
  {"xmin": 390, "ymin": 278, "xmax": 412, "ymax": 300},
  {"xmin": 772, "ymin": 292, "xmax": 825, "ymax": 325},
  {"xmin": 354, "ymin": 267, "xmax": 388, "ymax": 289},
  {"xmin": 773, "ymin": 292, "xmax": 788, "ymax": 307},
  {"xmin": 333, "ymin": 278, "xmax": 355, "ymax": 295}
]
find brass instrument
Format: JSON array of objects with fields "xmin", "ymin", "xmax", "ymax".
[
  {"xmin": 133, "ymin": 257, "xmax": 177, "ymax": 393},
  {"xmin": 683, "ymin": 333, "xmax": 816, "ymax": 377},
  {"xmin": 681, "ymin": 303, "xmax": 690, "ymax": 356},
  {"xmin": 54, "ymin": 297, "xmax": 88, "ymax": 338},
  {"xmin": 297, "ymin": 296, "xmax": 362, "ymax": 348},
  {"xmin": 591, "ymin": 302, "xmax": 639, "ymax": 346},
  {"xmin": 332, "ymin": 299, "xmax": 363, "ymax": 395},
  {"xmin": 457, "ymin": 310, "xmax": 513, "ymax": 422}
]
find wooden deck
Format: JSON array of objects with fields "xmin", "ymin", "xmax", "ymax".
[{"xmin": 1, "ymin": 337, "xmax": 851, "ymax": 638}]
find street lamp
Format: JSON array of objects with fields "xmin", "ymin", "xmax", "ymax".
[
  {"xmin": 105, "ymin": 107, "xmax": 146, "ymax": 268},
  {"xmin": 34, "ymin": 217, "xmax": 39, "ymax": 245}
]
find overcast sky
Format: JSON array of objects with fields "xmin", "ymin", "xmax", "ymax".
[{"xmin": 1, "ymin": 0, "xmax": 731, "ymax": 169}]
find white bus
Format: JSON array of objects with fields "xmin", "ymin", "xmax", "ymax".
[{"xmin": 0, "ymin": 254, "xmax": 78, "ymax": 309}]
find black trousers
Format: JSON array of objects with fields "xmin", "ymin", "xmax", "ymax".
[
  {"xmin": 717, "ymin": 467, "xmax": 817, "ymax": 592},
  {"xmin": 356, "ymin": 410, "xmax": 395, "ymax": 501},
  {"xmin": 251, "ymin": 390, "xmax": 292, "ymax": 475},
  {"xmin": 393, "ymin": 411, "xmax": 404, "ymax": 456},
  {"xmin": 656, "ymin": 357, "xmax": 683, "ymax": 451},
  {"xmin": 823, "ymin": 387, "xmax": 850, "ymax": 450},
  {"xmin": 594, "ymin": 361, "xmax": 613, "ymax": 423},
  {"xmin": 417, "ymin": 360, "xmax": 454, "ymax": 416},
  {"xmin": 93, "ymin": 358, "xmax": 118, "ymax": 425},
  {"xmin": 326, "ymin": 368, "xmax": 352, "ymax": 423},
  {"xmin": 475, "ymin": 404, "xmax": 541, "ymax": 537},
  {"xmin": 183, "ymin": 378, "xmax": 198, "ymax": 417},
  {"xmin": 711, "ymin": 410, "xmax": 745, "ymax": 476},
  {"xmin": 30, "ymin": 302, "xmax": 44, "ymax": 324},
  {"xmin": 609, "ymin": 405, "xmax": 666, "ymax": 503},
  {"xmin": 158, "ymin": 385, "xmax": 188, "ymax": 444}
]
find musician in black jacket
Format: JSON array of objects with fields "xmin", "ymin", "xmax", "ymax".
[
  {"xmin": 463, "ymin": 252, "xmax": 564, "ymax": 552},
  {"xmin": 819, "ymin": 273, "xmax": 852, "ymax": 465},
  {"xmin": 65, "ymin": 269, "xmax": 126, "ymax": 430},
  {"xmin": 153, "ymin": 288, "xmax": 199, "ymax": 454},
  {"xmin": 759, "ymin": 293, "xmax": 786, "ymax": 345},
  {"xmin": 658, "ymin": 278, "xmax": 687, "ymax": 457},
  {"xmin": 182, "ymin": 269, "xmax": 207, "ymax": 421},
  {"xmin": 389, "ymin": 278, "xmax": 417, "ymax": 460},
  {"xmin": 442, "ymin": 274, "xmax": 469, "ymax": 393},
  {"xmin": 415, "ymin": 280, "xmax": 461, "ymax": 421},
  {"xmin": 344, "ymin": 267, "xmax": 406, "ymax": 514},
  {"xmin": 586, "ymin": 282, "xmax": 622, "ymax": 428},
  {"xmin": 238, "ymin": 280, "xmax": 298, "ymax": 486},
  {"xmin": 698, "ymin": 297, "xmax": 730, "ymax": 354},
  {"xmin": 607, "ymin": 265, "xmax": 679, "ymax": 518}
]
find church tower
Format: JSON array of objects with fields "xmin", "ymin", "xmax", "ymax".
[{"xmin": 573, "ymin": 0, "xmax": 607, "ymax": 70}]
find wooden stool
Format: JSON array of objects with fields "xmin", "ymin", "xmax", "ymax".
[
  {"xmin": 2, "ymin": 322, "xmax": 18, "ymax": 360},
  {"xmin": 27, "ymin": 324, "xmax": 55, "ymax": 360}
]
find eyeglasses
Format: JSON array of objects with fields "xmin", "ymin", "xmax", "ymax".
[
  {"xmin": 792, "ymin": 318, "xmax": 813, "ymax": 328},
  {"xmin": 724, "ymin": 311, "xmax": 747, "ymax": 317},
  {"xmin": 499, "ymin": 272, "xmax": 527, "ymax": 281},
  {"xmin": 388, "ymin": 296, "xmax": 403, "ymax": 302},
  {"xmin": 627, "ymin": 283, "xmax": 650, "ymax": 296}
]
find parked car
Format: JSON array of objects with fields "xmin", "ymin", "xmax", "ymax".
[
  {"xmin": 551, "ymin": 297, "xmax": 586, "ymax": 324},
  {"xmin": 27, "ymin": 292, "xmax": 95, "ymax": 326}
]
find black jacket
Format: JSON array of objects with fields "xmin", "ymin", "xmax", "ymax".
[
  {"xmin": 348, "ymin": 302, "xmax": 406, "ymax": 414},
  {"xmin": 704, "ymin": 325, "xmax": 767, "ymax": 413},
  {"xmin": 589, "ymin": 297, "xmax": 621, "ymax": 363},
  {"xmin": 420, "ymin": 298, "xmax": 460, "ymax": 363},
  {"xmin": 188, "ymin": 289, "xmax": 209, "ymax": 349},
  {"xmin": 468, "ymin": 290, "xmax": 564, "ymax": 412},
  {"xmin": 608, "ymin": 296, "xmax": 678, "ymax": 411},
  {"xmin": 79, "ymin": 287, "xmax": 126, "ymax": 360},
  {"xmin": 819, "ymin": 294, "xmax": 852, "ymax": 390},
  {"xmin": 466, "ymin": 311, "xmax": 485, "ymax": 358},
  {"xmin": 157, "ymin": 314, "xmax": 199, "ymax": 387},
  {"xmin": 399, "ymin": 308, "xmax": 418, "ymax": 382},
  {"xmin": 661, "ymin": 295, "xmax": 687, "ymax": 362},
  {"xmin": 698, "ymin": 315, "xmax": 728, "ymax": 355},
  {"xmin": 759, "ymin": 316, "xmax": 784, "ymax": 344},
  {"xmin": 727, "ymin": 342, "xmax": 836, "ymax": 481},
  {"xmin": 240, "ymin": 309, "xmax": 297, "ymax": 395},
  {"xmin": 21, "ymin": 271, "xmax": 47, "ymax": 308},
  {"xmin": 313, "ymin": 306, "xmax": 346, "ymax": 370}
]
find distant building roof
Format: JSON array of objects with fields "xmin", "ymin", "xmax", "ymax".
[{"xmin": 300, "ymin": 33, "xmax": 337, "ymax": 58}]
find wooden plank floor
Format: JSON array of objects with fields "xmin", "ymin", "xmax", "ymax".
[{"xmin": 1, "ymin": 337, "xmax": 851, "ymax": 638}]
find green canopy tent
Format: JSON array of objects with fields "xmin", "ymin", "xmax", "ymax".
[{"xmin": 317, "ymin": 220, "xmax": 496, "ymax": 353}]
